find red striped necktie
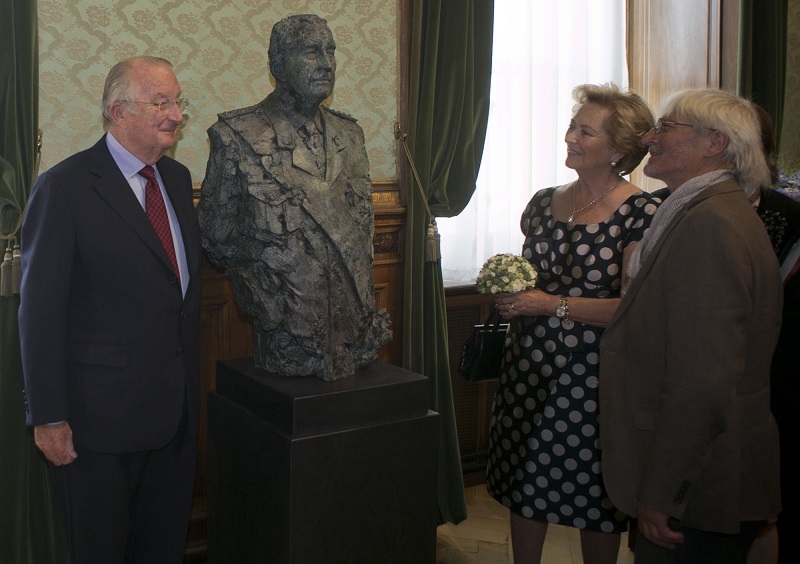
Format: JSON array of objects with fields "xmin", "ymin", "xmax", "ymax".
[{"xmin": 138, "ymin": 165, "xmax": 180, "ymax": 282}]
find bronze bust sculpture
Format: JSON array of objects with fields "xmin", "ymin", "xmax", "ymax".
[{"xmin": 197, "ymin": 14, "xmax": 391, "ymax": 381}]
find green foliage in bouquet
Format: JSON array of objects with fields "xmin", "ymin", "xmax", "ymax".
[{"xmin": 475, "ymin": 253, "xmax": 538, "ymax": 294}]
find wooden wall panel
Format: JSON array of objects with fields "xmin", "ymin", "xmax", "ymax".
[
  {"xmin": 186, "ymin": 263, "xmax": 253, "ymax": 560},
  {"xmin": 373, "ymin": 185, "xmax": 406, "ymax": 366},
  {"xmin": 627, "ymin": 0, "xmax": 723, "ymax": 192},
  {"xmin": 444, "ymin": 288, "xmax": 498, "ymax": 487}
]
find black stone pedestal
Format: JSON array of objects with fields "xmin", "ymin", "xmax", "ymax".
[{"xmin": 207, "ymin": 358, "xmax": 439, "ymax": 564}]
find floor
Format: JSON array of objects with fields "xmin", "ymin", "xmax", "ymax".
[{"xmin": 436, "ymin": 486, "xmax": 635, "ymax": 564}]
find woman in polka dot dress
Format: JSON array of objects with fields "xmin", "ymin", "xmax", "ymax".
[{"xmin": 487, "ymin": 84, "xmax": 661, "ymax": 564}]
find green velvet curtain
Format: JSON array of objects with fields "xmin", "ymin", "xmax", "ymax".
[
  {"xmin": 737, "ymin": 0, "xmax": 787, "ymax": 151},
  {"xmin": 402, "ymin": 0, "xmax": 493, "ymax": 525},
  {"xmin": 0, "ymin": 1, "xmax": 68, "ymax": 562}
]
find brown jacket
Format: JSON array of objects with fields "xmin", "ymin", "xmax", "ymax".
[{"xmin": 599, "ymin": 178, "xmax": 782, "ymax": 534}]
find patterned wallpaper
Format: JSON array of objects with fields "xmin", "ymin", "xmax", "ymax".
[
  {"xmin": 35, "ymin": 2, "xmax": 800, "ymax": 180},
  {"xmin": 37, "ymin": 0, "xmax": 400, "ymax": 183}
]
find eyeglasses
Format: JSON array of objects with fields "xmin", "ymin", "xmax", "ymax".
[
  {"xmin": 652, "ymin": 118, "xmax": 695, "ymax": 135},
  {"xmin": 121, "ymin": 96, "xmax": 190, "ymax": 113}
]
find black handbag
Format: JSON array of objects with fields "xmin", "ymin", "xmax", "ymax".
[{"xmin": 458, "ymin": 310, "xmax": 509, "ymax": 382}]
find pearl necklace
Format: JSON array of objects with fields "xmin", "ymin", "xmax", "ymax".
[{"xmin": 567, "ymin": 177, "xmax": 623, "ymax": 227}]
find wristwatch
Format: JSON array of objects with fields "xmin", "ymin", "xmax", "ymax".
[{"xmin": 555, "ymin": 296, "xmax": 570, "ymax": 322}]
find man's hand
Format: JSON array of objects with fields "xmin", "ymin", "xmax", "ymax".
[
  {"xmin": 637, "ymin": 502, "xmax": 685, "ymax": 549},
  {"xmin": 34, "ymin": 422, "xmax": 78, "ymax": 466}
]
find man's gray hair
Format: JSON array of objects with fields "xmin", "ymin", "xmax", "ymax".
[
  {"xmin": 101, "ymin": 56, "xmax": 174, "ymax": 128},
  {"xmin": 660, "ymin": 88, "xmax": 771, "ymax": 197}
]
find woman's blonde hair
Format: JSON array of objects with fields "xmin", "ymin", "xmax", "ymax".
[{"xmin": 572, "ymin": 83, "xmax": 654, "ymax": 176}]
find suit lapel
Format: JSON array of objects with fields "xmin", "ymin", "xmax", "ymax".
[
  {"xmin": 241, "ymin": 107, "xmax": 371, "ymax": 306},
  {"xmin": 293, "ymin": 146, "xmax": 321, "ymax": 176},
  {"xmin": 88, "ymin": 139, "xmax": 183, "ymax": 279},
  {"xmin": 614, "ymin": 180, "xmax": 741, "ymax": 322},
  {"xmin": 321, "ymin": 111, "xmax": 345, "ymax": 184},
  {"xmin": 263, "ymin": 112, "xmax": 321, "ymax": 178}
]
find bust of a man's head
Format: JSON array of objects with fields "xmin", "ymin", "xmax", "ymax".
[{"xmin": 268, "ymin": 14, "xmax": 336, "ymax": 110}]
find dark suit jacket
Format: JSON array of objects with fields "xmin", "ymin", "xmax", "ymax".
[
  {"xmin": 19, "ymin": 136, "xmax": 202, "ymax": 453},
  {"xmin": 755, "ymin": 187, "xmax": 800, "ymax": 427},
  {"xmin": 773, "ymin": 257, "xmax": 800, "ymax": 422},
  {"xmin": 598, "ymin": 179, "xmax": 782, "ymax": 534}
]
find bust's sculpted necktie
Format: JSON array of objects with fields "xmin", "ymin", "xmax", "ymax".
[{"xmin": 302, "ymin": 121, "xmax": 325, "ymax": 175}]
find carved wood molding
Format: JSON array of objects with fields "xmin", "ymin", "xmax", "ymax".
[{"xmin": 374, "ymin": 219, "xmax": 404, "ymax": 265}]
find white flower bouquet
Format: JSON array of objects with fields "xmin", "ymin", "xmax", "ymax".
[{"xmin": 475, "ymin": 253, "xmax": 538, "ymax": 294}]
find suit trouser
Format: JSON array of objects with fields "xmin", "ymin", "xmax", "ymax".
[
  {"xmin": 50, "ymin": 405, "xmax": 196, "ymax": 564},
  {"xmin": 633, "ymin": 520, "xmax": 763, "ymax": 564}
]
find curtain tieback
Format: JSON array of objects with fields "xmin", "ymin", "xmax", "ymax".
[
  {"xmin": 1, "ymin": 129, "xmax": 41, "ymax": 297},
  {"xmin": 395, "ymin": 124, "xmax": 440, "ymax": 263}
]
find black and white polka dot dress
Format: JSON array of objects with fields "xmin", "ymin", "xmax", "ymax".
[{"xmin": 486, "ymin": 185, "xmax": 660, "ymax": 533}]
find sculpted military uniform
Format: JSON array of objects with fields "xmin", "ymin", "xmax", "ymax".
[{"xmin": 198, "ymin": 94, "xmax": 391, "ymax": 381}]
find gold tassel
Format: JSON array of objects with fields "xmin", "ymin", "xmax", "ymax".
[
  {"xmin": 1, "ymin": 242, "xmax": 12, "ymax": 297},
  {"xmin": 425, "ymin": 220, "xmax": 441, "ymax": 262},
  {"xmin": 11, "ymin": 240, "xmax": 21, "ymax": 295}
]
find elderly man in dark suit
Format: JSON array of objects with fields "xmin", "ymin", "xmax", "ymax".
[
  {"xmin": 599, "ymin": 88, "xmax": 782, "ymax": 563},
  {"xmin": 197, "ymin": 13, "xmax": 391, "ymax": 382},
  {"xmin": 19, "ymin": 56, "xmax": 202, "ymax": 564}
]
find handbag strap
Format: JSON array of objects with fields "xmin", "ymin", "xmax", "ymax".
[{"xmin": 482, "ymin": 309, "xmax": 504, "ymax": 332}]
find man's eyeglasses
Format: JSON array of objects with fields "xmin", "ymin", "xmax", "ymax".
[
  {"xmin": 121, "ymin": 96, "xmax": 190, "ymax": 113},
  {"xmin": 652, "ymin": 118, "xmax": 695, "ymax": 135}
]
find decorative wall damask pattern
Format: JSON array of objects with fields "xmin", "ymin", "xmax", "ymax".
[{"xmin": 37, "ymin": 0, "xmax": 399, "ymax": 183}]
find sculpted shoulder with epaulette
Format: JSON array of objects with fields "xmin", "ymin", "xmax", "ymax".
[
  {"xmin": 323, "ymin": 105, "xmax": 358, "ymax": 123},
  {"xmin": 217, "ymin": 103, "xmax": 261, "ymax": 122}
]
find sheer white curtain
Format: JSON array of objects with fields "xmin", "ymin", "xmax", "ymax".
[{"xmin": 439, "ymin": 0, "xmax": 628, "ymax": 283}]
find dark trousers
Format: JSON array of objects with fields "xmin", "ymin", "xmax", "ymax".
[
  {"xmin": 50, "ymin": 408, "xmax": 196, "ymax": 564},
  {"xmin": 777, "ymin": 512, "xmax": 796, "ymax": 563},
  {"xmin": 634, "ymin": 520, "xmax": 763, "ymax": 564}
]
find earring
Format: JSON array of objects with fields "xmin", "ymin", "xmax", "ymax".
[{"xmin": 611, "ymin": 159, "xmax": 618, "ymax": 167}]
